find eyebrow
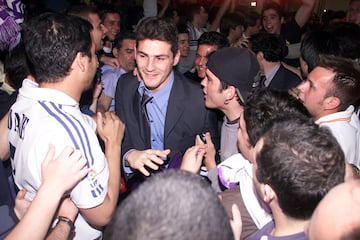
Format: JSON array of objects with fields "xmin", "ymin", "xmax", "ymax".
[
  {"xmin": 307, "ymin": 78, "xmax": 315, "ymax": 88},
  {"xmin": 137, "ymin": 51, "xmax": 170, "ymax": 58}
]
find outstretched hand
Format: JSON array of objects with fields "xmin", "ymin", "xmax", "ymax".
[{"xmin": 126, "ymin": 149, "xmax": 170, "ymax": 176}]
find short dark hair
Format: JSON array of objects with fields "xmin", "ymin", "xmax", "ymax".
[
  {"xmin": 113, "ymin": 31, "xmax": 136, "ymax": 50},
  {"xmin": 99, "ymin": 5, "xmax": 121, "ymax": 22},
  {"xmin": 220, "ymin": 12, "xmax": 246, "ymax": 38},
  {"xmin": 256, "ymin": 117, "xmax": 345, "ymax": 220},
  {"xmin": 177, "ymin": 23, "xmax": 189, "ymax": 35},
  {"xmin": 22, "ymin": 13, "xmax": 93, "ymax": 84},
  {"xmin": 300, "ymin": 30, "xmax": 340, "ymax": 73},
  {"xmin": 262, "ymin": 1, "xmax": 284, "ymax": 19},
  {"xmin": 318, "ymin": 55, "xmax": 360, "ymax": 111},
  {"xmin": 4, "ymin": 41, "xmax": 31, "ymax": 89},
  {"xmin": 244, "ymin": 88, "xmax": 310, "ymax": 146},
  {"xmin": 249, "ymin": 32, "xmax": 285, "ymax": 62},
  {"xmin": 135, "ymin": 17, "xmax": 179, "ymax": 56},
  {"xmin": 107, "ymin": 170, "xmax": 233, "ymax": 240},
  {"xmin": 198, "ymin": 31, "xmax": 229, "ymax": 49}
]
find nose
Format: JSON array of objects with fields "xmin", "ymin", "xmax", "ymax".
[
  {"xmin": 101, "ymin": 24, "xmax": 108, "ymax": 35},
  {"xmin": 145, "ymin": 57, "xmax": 155, "ymax": 71},
  {"xmin": 200, "ymin": 77, "xmax": 207, "ymax": 88},
  {"xmin": 199, "ymin": 57, "xmax": 207, "ymax": 66},
  {"xmin": 297, "ymin": 80, "xmax": 308, "ymax": 93}
]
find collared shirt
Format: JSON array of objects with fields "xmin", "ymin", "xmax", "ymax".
[
  {"xmin": 138, "ymin": 72, "xmax": 174, "ymax": 152},
  {"xmin": 264, "ymin": 62, "xmax": 281, "ymax": 87},
  {"xmin": 315, "ymin": 105, "xmax": 360, "ymax": 167},
  {"xmin": 101, "ymin": 65, "xmax": 126, "ymax": 111}
]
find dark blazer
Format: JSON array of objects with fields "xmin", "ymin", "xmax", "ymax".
[
  {"xmin": 268, "ymin": 64, "xmax": 302, "ymax": 91},
  {"xmin": 115, "ymin": 70, "xmax": 220, "ymax": 182}
]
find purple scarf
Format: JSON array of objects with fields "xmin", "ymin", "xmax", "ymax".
[{"xmin": 0, "ymin": 0, "xmax": 25, "ymax": 51}]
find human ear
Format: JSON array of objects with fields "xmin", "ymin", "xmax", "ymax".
[
  {"xmin": 263, "ymin": 184, "xmax": 276, "ymax": 203},
  {"xmin": 323, "ymin": 96, "xmax": 341, "ymax": 111}
]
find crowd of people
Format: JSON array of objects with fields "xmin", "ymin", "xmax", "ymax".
[{"xmin": 0, "ymin": 0, "xmax": 360, "ymax": 239}]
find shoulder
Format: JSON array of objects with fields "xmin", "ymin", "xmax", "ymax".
[
  {"xmin": 116, "ymin": 72, "xmax": 139, "ymax": 89},
  {"xmin": 173, "ymin": 71, "xmax": 203, "ymax": 92}
]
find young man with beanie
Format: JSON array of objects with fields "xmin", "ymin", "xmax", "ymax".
[{"xmin": 202, "ymin": 47, "xmax": 259, "ymax": 162}]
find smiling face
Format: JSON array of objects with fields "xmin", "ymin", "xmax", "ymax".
[
  {"xmin": 103, "ymin": 12, "xmax": 121, "ymax": 41},
  {"xmin": 136, "ymin": 39, "xmax": 180, "ymax": 92},
  {"xmin": 296, "ymin": 67, "xmax": 335, "ymax": 120},
  {"xmin": 262, "ymin": 9, "xmax": 283, "ymax": 34},
  {"xmin": 195, "ymin": 44, "xmax": 218, "ymax": 78}
]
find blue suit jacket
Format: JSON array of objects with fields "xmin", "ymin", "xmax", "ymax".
[{"xmin": 115, "ymin": 71, "xmax": 220, "ymax": 183}]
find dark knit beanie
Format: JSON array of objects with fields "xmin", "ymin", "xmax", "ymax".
[{"xmin": 206, "ymin": 47, "xmax": 259, "ymax": 102}]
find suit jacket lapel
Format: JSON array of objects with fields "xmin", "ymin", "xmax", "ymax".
[{"xmin": 164, "ymin": 74, "xmax": 186, "ymax": 140}]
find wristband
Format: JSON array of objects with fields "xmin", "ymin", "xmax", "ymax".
[{"xmin": 55, "ymin": 216, "xmax": 74, "ymax": 231}]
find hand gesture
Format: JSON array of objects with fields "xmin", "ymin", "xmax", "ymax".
[
  {"xmin": 180, "ymin": 145, "xmax": 206, "ymax": 173},
  {"xmin": 126, "ymin": 149, "xmax": 170, "ymax": 176},
  {"xmin": 96, "ymin": 112, "xmax": 125, "ymax": 146},
  {"xmin": 195, "ymin": 132, "xmax": 216, "ymax": 171}
]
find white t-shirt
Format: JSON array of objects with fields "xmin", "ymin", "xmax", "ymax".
[{"xmin": 8, "ymin": 79, "xmax": 109, "ymax": 239}]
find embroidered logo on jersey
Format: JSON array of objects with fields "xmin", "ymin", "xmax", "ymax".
[{"xmin": 87, "ymin": 169, "xmax": 105, "ymax": 198}]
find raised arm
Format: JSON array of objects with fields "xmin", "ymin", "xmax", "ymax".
[
  {"xmin": 294, "ymin": 0, "xmax": 316, "ymax": 28},
  {"xmin": 79, "ymin": 112, "xmax": 125, "ymax": 227},
  {"xmin": 208, "ymin": 0, "xmax": 232, "ymax": 32}
]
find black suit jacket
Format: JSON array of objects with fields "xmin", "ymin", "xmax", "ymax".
[
  {"xmin": 115, "ymin": 71, "xmax": 219, "ymax": 182},
  {"xmin": 268, "ymin": 64, "xmax": 302, "ymax": 91}
]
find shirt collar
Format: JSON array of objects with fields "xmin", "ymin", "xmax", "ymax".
[{"xmin": 20, "ymin": 79, "xmax": 78, "ymax": 106}]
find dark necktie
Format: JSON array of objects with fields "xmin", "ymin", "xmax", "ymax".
[
  {"xmin": 141, "ymin": 90, "xmax": 153, "ymax": 124},
  {"xmin": 260, "ymin": 75, "xmax": 267, "ymax": 88}
]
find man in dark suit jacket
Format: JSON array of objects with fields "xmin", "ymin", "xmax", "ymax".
[
  {"xmin": 267, "ymin": 63, "xmax": 302, "ymax": 90},
  {"xmin": 250, "ymin": 32, "xmax": 302, "ymax": 91},
  {"xmin": 115, "ymin": 17, "xmax": 219, "ymax": 187}
]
